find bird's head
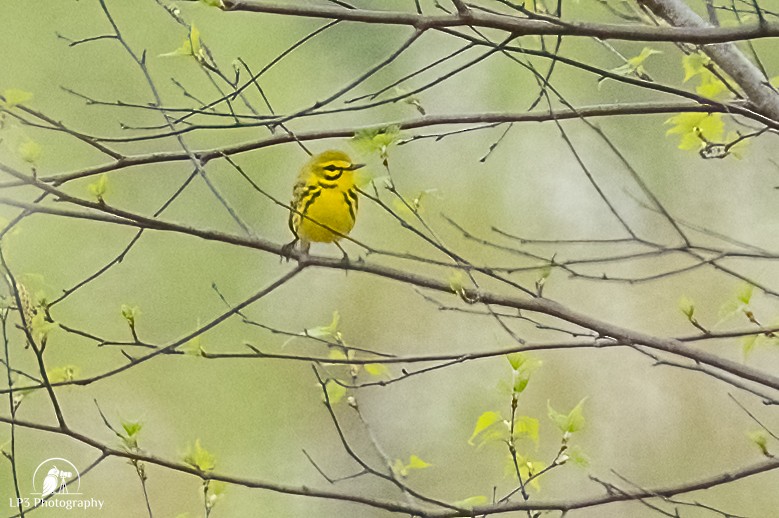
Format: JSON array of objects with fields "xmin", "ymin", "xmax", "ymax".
[{"xmin": 307, "ymin": 150, "xmax": 365, "ymax": 184}]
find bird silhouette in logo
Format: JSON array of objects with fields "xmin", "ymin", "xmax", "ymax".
[
  {"xmin": 41, "ymin": 467, "xmax": 60, "ymax": 497},
  {"xmin": 41, "ymin": 466, "xmax": 71, "ymax": 496}
]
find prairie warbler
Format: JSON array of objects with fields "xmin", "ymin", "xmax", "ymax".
[{"xmin": 282, "ymin": 150, "xmax": 364, "ymax": 258}]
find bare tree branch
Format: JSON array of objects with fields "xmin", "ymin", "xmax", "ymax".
[
  {"xmin": 220, "ymin": 1, "xmax": 779, "ymax": 43},
  {"xmin": 638, "ymin": 0, "xmax": 779, "ymax": 120}
]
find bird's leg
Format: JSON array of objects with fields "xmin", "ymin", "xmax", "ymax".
[
  {"xmin": 280, "ymin": 238, "xmax": 298, "ymax": 262},
  {"xmin": 335, "ymin": 241, "xmax": 350, "ymax": 266},
  {"xmin": 300, "ymin": 239, "xmax": 311, "ymax": 256}
]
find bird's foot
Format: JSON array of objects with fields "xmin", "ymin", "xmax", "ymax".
[{"xmin": 280, "ymin": 239, "xmax": 297, "ymax": 262}]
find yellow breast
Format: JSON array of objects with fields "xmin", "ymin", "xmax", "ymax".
[{"xmin": 296, "ymin": 187, "xmax": 357, "ymax": 243}]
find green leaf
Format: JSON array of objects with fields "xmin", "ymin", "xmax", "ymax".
[
  {"xmin": 390, "ymin": 458, "xmax": 407, "ymax": 477},
  {"xmin": 523, "ymin": 459, "xmax": 545, "ymax": 489},
  {"xmin": 448, "ymin": 270, "xmax": 465, "ymax": 294},
  {"xmin": 689, "ymin": 113, "xmax": 724, "ymax": 144},
  {"xmin": 513, "ymin": 415, "xmax": 540, "ymax": 446},
  {"xmin": 284, "ymin": 311, "xmax": 343, "ymax": 348},
  {"xmin": 351, "ymin": 125, "xmax": 401, "ymax": 159},
  {"xmin": 759, "ymin": 324, "xmax": 779, "ymax": 346},
  {"xmin": 548, "ymin": 397, "xmax": 588, "ymax": 434},
  {"xmin": 392, "ymin": 454, "xmax": 432, "ymax": 477},
  {"xmin": 364, "ymin": 363, "xmax": 389, "ymax": 377},
  {"xmin": 88, "ymin": 174, "xmax": 109, "ymax": 201},
  {"xmin": 189, "ymin": 24, "xmax": 202, "ymax": 59},
  {"xmin": 205, "ymin": 480, "xmax": 227, "ymax": 509},
  {"xmin": 717, "ymin": 283, "xmax": 755, "ymax": 326},
  {"xmin": 119, "ymin": 418, "xmax": 143, "ymax": 449},
  {"xmin": 453, "ymin": 496, "xmax": 488, "ymax": 509},
  {"xmin": 468, "ymin": 411, "xmax": 504, "ymax": 446},
  {"xmin": 323, "ymin": 379, "xmax": 346, "ymax": 404},
  {"xmin": 2, "ymin": 88, "xmax": 33, "ymax": 108},
  {"xmin": 610, "ymin": 47, "xmax": 661, "ymax": 77},
  {"xmin": 18, "ymin": 139, "xmax": 42, "ymax": 164},
  {"xmin": 184, "ymin": 439, "xmax": 215, "ymax": 472},
  {"xmin": 121, "ymin": 419, "xmax": 143, "ymax": 437},
  {"xmin": 536, "ymin": 263, "xmax": 552, "ymax": 286},
  {"xmin": 406, "ymin": 454, "xmax": 432, "ymax": 470},
  {"xmin": 121, "ymin": 304, "xmax": 139, "ymax": 324},
  {"xmin": 678, "ymin": 296, "xmax": 695, "ymax": 318},
  {"xmin": 327, "ymin": 348, "xmax": 348, "ymax": 361},
  {"xmin": 682, "ymin": 53, "xmax": 729, "ymax": 99},
  {"xmin": 682, "ymin": 53, "xmax": 709, "ymax": 82},
  {"xmin": 744, "ymin": 331, "xmax": 779, "ymax": 358},
  {"xmin": 566, "ymin": 444, "xmax": 590, "ymax": 467},
  {"xmin": 159, "ymin": 24, "xmax": 204, "ymax": 62},
  {"xmin": 503, "ymin": 455, "xmax": 545, "ymax": 490},
  {"xmin": 506, "ymin": 352, "xmax": 525, "ymax": 370},
  {"xmin": 391, "ymin": 197, "xmax": 416, "ymax": 219},
  {"xmin": 513, "ymin": 371, "xmax": 530, "ymax": 394},
  {"xmin": 627, "ymin": 47, "xmax": 661, "ymax": 67},
  {"xmin": 47, "ymin": 365, "xmax": 79, "ymax": 383},
  {"xmin": 121, "ymin": 430, "xmax": 139, "ymax": 449},
  {"xmin": 31, "ymin": 312, "xmax": 57, "ymax": 341},
  {"xmin": 696, "ymin": 70, "xmax": 728, "ymax": 99},
  {"xmin": 394, "ymin": 87, "xmax": 426, "ymax": 115},
  {"xmin": 307, "ymin": 311, "xmax": 340, "ymax": 340},
  {"xmin": 717, "ymin": 299, "xmax": 742, "ymax": 324},
  {"xmin": 200, "ymin": 0, "xmax": 224, "ymax": 6},
  {"xmin": 507, "ymin": 352, "xmax": 541, "ymax": 394},
  {"xmin": 345, "ymin": 167, "xmax": 370, "ymax": 189},
  {"xmin": 665, "ymin": 113, "xmax": 724, "ymax": 150},
  {"xmin": 749, "ymin": 430, "xmax": 770, "ymax": 456},
  {"xmin": 742, "ymin": 334, "xmax": 758, "ymax": 358},
  {"xmin": 209, "ymin": 480, "xmax": 227, "ymax": 497},
  {"xmin": 724, "ymin": 131, "xmax": 750, "ymax": 159},
  {"xmin": 737, "ymin": 283, "xmax": 754, "ymax": 305},
  {"xmin": 180, "ymin": 335, "xmax": 205, "ymax": 357}
]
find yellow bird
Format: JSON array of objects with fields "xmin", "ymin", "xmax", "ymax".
[{"xmin": 283, "ymin": 150, "xmax": 364, "ymax": 258}]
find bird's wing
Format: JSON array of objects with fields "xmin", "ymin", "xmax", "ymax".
[
  {"xmin": 41, "ymin": 475, "xmax": 58, "ymax": 496},
  {"xmin": 290, "ymin": 174, "xmax": 319, "ymax": 235}
]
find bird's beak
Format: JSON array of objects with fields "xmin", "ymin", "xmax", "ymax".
[{"xmin": 347, "ymin": 163, "xmax": 366, "ymax": 170}]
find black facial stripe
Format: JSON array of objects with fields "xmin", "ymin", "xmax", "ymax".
[{"xmin": 323, "ymin": 170, "xmax": 343, "ymax": 181}]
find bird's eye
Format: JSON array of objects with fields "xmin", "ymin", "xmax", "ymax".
[{"xmin": 323, "ymin": 165, "xmax": 337, "ymax": 172}]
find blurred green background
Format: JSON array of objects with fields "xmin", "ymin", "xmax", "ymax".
[{"xmin": 1, "ymin": 0, "xmax": 778, "ymax": 516}]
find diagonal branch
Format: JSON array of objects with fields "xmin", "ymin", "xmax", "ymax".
[
  {"xmin": 0, "ymin": 413, "xmax": 776, "ymax": 517},
  {"xmin": 0, "ymin": 173, "xmax": 778, "ymax": 395},
  {"xmin": 638, "ymin": 0, "xmax": 779, "ymax": 120}
]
